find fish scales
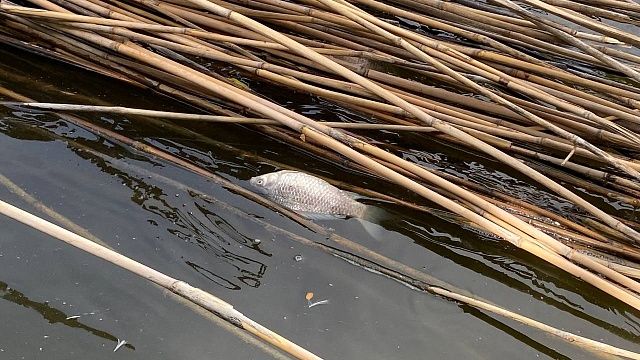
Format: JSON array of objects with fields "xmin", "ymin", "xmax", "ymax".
[{"xmin": 249, "ymin": 170, "xmax": 366, "ymax": 218}]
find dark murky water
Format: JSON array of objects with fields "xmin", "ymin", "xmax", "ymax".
[{"xmin": 1, "ymin": 46, "xmax": 639, "ymax": 359}]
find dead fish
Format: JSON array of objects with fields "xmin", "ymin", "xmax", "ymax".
[
  {"xmin": 249, "ymin": 170, "xmax": 385, "ymax": 236},
  {"xmin": 249, "ymin": 170, "xmax": 366, "ymax": 218}
]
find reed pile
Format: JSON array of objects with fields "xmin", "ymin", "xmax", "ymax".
[{"xmin": 1, "ymin": 0, "xmax": 640, "ymax": 352}]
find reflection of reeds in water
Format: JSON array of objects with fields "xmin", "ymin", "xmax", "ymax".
[{"xmin": 84, "ymin": 147, "xmax": 270, "ymax": 291}]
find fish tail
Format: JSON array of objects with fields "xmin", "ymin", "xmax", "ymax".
[
  {"xmin": 362, "ymin": 206, "xmax": 387, "ymax": 223},
  {"xmin": 357, "ymin": 207, "xmax": 387, "ymax": 240}
]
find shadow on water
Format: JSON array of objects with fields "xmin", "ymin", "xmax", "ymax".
[{"xmin": 0, "ymin": 281, "xmax": 135, "ymax": 351}]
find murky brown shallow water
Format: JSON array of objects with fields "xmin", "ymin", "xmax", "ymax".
[{"xmin": 1, "ymin": 45, "xmax": 639, "ymax": 359}]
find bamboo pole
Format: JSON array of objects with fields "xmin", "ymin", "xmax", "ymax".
[{"xmin": 0, "ymin": 199, "xmax": 323, "ymax": 360}]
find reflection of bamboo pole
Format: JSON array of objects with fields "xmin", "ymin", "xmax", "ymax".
[{"xmin": 0, "ymin": 199, "xmax": 323, "ymax": 360}]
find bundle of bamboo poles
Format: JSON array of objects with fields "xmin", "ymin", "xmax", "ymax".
[{"xmin": 1, "ymin": 0, "xmax": 640, "ymax": 341}]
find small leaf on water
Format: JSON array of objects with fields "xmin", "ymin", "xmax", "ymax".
[{"xmin": 305, "ymin": 292, "xmax": 314, "ymax": 301}]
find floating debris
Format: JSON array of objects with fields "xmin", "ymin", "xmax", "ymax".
[
  {"xmin": 308, "ymin": 300, "xmax": 330, "ymax": 309},
  {"xmin": 305, "ymin": 292, "xmax": 329, "ymax": 308},
  {"xmin": 113, "ymin": 339, "xmax": 127, "ymax": 353}
]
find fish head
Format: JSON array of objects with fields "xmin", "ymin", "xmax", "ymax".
[{"xmin": 249, "ymin": 172, "xmax": 280, "ymax": 194}]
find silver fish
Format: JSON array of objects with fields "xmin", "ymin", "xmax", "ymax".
[{"xmin": 249, "ymin": 170, "xmax": 366, "ymax": 219}]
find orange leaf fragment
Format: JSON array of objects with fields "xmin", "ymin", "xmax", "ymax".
[{"xmin": 305, "ymin": 292, "xmax": 314, "ymax": 301}]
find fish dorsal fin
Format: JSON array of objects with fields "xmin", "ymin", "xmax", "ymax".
[{"xmin": 276, "ymin": 170, "xmax": 301, "ymax": 175}]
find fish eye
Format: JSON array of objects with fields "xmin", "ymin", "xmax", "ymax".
[{"xmin": 257, "ymin": 179, "xmax": 264, "ymax": 185}]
